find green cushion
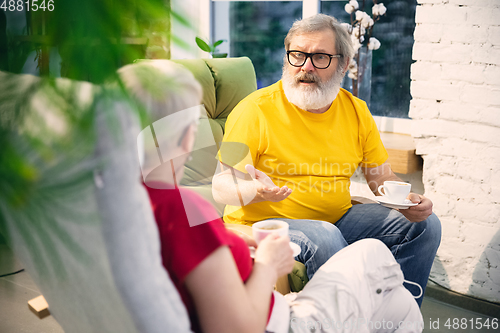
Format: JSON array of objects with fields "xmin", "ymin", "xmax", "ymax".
[
  {"xmin": 204, "ymin": 57, "xmax": 257, "ymax": 122},
  {"xmin": 288, "ymin": 261, "xmax": 309, "ymax": 292},
  {"xmin": 180, "ymin": 58, "xmax": 257, "ymax": 188},
  {"xmin": 171, "ymin": 59, "xmax": 217, "ymax": 119},
  {"xmin": 181, "ymin": 118, "xmax": 223, "ymax": 186},
  {"xmin": 211, "ymin": 117, "xmax": 227, "ymax": 133}
]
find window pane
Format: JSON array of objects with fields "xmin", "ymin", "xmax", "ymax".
[
  {"xmin": 213, "ymin": 1, "xmax": 302, "ymax": 88},
  {"xmin": 322, "ymin": 0, "xmax": 417, "ymax": 118}
]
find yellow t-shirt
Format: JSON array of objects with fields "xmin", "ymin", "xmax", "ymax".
[{"xmin": 219, "ymin": 80, "xmax": 388, "ymax": 225}]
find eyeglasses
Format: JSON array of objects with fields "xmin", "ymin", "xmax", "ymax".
[{"xmin": 286, "ymin": 50, "xmax": 341, "ymax": 69}]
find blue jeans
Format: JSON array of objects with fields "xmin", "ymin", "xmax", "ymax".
[{"xmin": 265, "ymin": 204, "xmax": 441, "ymax": 307}]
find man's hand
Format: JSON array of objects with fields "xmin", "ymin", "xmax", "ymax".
[
  {"xmin": 245, "ymin": 165, "xmax": 292, "ymax": 203},
  {"xmin": 400, "ymin": 193, "xmax": 433, "ymax": 222}
]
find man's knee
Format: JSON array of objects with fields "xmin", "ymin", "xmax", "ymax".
[
  {"xmin": 291, "ymin": 220, "xmax": 346, "ymax": 249},
  {"xmin": 422, "ymin": 213, "xmax": 442, "ymax": 249},
  {"xmin": 407, "ymin": 213, "xmax": 441, "ymax": 245},
  {"xmin": 320, "ymin": 222, "xmax": 345, "ymax": 243},
  {"xmin": 427, "ymin": 213, "xmax": 442, "ymax": 238}
]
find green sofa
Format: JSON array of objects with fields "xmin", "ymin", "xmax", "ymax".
[
  {"xmin": 171, "ymin": 57, "xmax": 309, "ymax": 292},
  {"xmin": 173, "ymin": 57, "xmax": 256, "ymax": 215}
]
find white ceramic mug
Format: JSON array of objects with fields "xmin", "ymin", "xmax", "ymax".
[
  {"xmin": 252, "ymin": 220, "xmax": 289, "ymax": 245},
  {"xmin": 377, "ymin": 181, "xmax": 411, "ymax": 203}
]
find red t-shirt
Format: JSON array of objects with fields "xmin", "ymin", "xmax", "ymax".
[{"xmin": 145, "ymin": 184, "xmax": 273, "ymax": 332}]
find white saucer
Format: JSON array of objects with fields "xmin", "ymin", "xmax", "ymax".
[
  {"xmin": 377, "ymin": 197, "xmax": 418, "ymax": 210},
  {"xmin": 249, "ymin": 242, "xmax": 301, "ymax": 258}
]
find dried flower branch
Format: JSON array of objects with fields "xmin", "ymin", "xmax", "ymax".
[{"xmin": 342, "ymin": 0, "xmax": 386, "ymax": 96}]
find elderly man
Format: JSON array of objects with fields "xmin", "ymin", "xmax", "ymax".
[{"xmin": 212, "ymin": 14, "xmax": 440, "ymax": 307}]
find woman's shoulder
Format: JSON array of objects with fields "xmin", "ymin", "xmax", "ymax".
[
  {"xmin": 147, "ymin": 185, "xmax": 223, "ymax": 230},
  {"xmin": 177, "ymin": 187, "xmax": 223, "ymax": 228}
]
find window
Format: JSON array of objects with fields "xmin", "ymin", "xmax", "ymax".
[
  {"xmin": 206, "ymin": 0, "xmax": 416, "ymax": 119},
  {"xmin": 213, "ymin": 1, "xmax": 301, "ymax": 88},
  {"xmin": 322, "ymin": 0, "xmax": 417, "ymax": 118}
]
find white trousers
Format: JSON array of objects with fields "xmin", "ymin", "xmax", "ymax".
[{"xmin": 285, "ymin": 239, "xmax": 423, "ymax": 333}]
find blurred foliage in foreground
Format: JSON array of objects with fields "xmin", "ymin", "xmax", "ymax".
[
  {"xmin": 0, "ymin": 0, "xmax": 188, "ymax": 276},
  {"xmin": 1, "ymin": 0, "xmax": 175, "ymax": 81}
]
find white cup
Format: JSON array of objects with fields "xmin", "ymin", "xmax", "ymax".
[
  {"xmin": 252, "ymin": 220, "xmax": 289, "ymax": 245},
  {"xmin": 377, "ymin": 181, "xmax": 411, "ymax": 203}
]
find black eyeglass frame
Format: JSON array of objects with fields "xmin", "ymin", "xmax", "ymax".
[{"xmin": 286, "ymin": 50, "xmax": 342, "ymax": 69}]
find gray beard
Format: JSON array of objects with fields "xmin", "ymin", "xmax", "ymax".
[{"xmin": 282, "ymin": 63, "xmax": 345, "ymax": 112}]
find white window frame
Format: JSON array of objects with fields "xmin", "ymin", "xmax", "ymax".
[{"xmin": 197, "ymin": 0, "xmax": 412, "ymax": 134}]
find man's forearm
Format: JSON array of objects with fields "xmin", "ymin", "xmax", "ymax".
[
  {"xmin": 363, "ymin": 163, "xmax": 402, "ymax": 195},
  {"xmin": 212, "ymin": 164, "xmax": 292, "ymax": 206},
  {"xmin": 212, "ymin": 172, "xmax": 260, "ymax": 206}
]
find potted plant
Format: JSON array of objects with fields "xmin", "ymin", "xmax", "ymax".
[{"xmin": 195, "ymin": 37, "xmax": 227, "ymax": 58}]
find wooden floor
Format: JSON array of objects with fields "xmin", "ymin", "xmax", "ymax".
[{"xmin": 1, "ymin": 235, "xmax": 497, "ymax": 333}]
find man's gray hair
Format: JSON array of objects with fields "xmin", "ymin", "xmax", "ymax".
[{"xmin": 284, "ymin": 14, "xmax": 354, "ymax": 62}]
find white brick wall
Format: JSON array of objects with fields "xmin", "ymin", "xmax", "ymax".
[{"xmin": 411, "ymin": 0, "xmax": 500, "ymax": 303}]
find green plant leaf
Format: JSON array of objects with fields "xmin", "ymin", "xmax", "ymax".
[
  {"xmin": 213, "ymin": 39, "xmax": 225, "ymax": 48},
  {"xmin": 195, "ymin": 37, "xmax": 211, "ymax": 52}
]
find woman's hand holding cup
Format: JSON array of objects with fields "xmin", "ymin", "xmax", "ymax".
[
  {"xmin": 254, "ymin": 234, "xmax": 295, "ymax": 279},
  {"xmin": 252, "ymin": 220, "xmax": 294, "ymax": 278}
]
